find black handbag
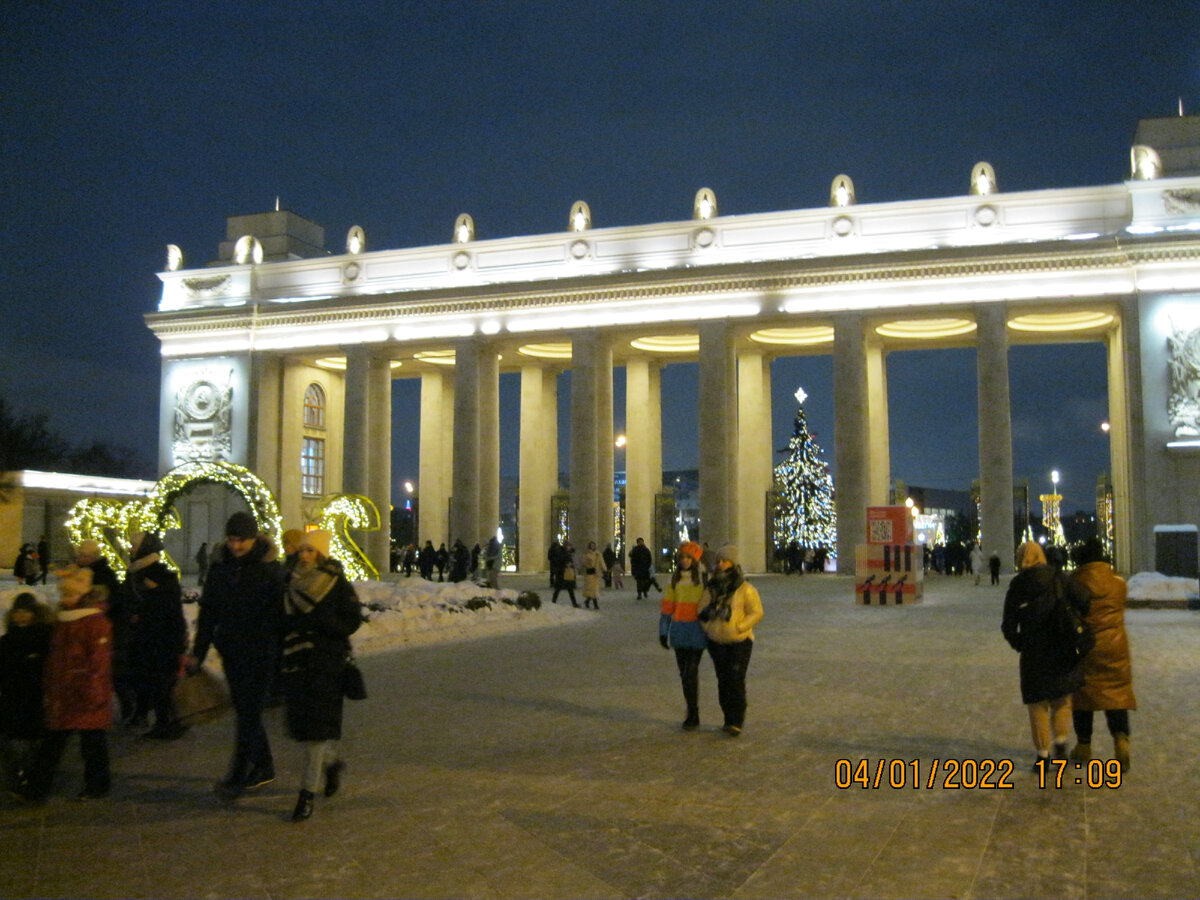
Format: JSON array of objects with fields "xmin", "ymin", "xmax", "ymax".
[{"xmin": 341, "ymin": 655, "xmax": 367, "ymax": 701}]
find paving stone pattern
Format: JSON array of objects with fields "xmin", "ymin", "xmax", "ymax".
[{"xmin": 2, "ymin": 572, "xmax": 1196, "ymax": 899}]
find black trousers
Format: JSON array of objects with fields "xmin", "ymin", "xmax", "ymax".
[
  {"xmin": 27, "ymin": 729, "xmax": 110, "ymax": 796},
  {"xmin": 222, "ymin": 650, "xmax": 274, "ymax": 780},
  {"xmin": 135, "ymin": 659, "xmax": 179, "ymax": 728},
  {"xmin": 673, "ymin": 647, "xmax": 704, "ymax": 713},
  {"xmin": 707, "ymin": 639, "xmax": 754, "ymax": 728},
  {"xmin": 1073, "ymin": 709, "xmax": 1131, "ymax": 742}
]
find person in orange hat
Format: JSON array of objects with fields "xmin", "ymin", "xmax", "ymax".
[{"xmin": 659, "ymin": 542, "xmax": 708, "ymax": 730}]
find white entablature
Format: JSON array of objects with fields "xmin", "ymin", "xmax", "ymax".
[{"xmin": 156, "ymin": 177, "xmax": 1200, "ymax": 313}]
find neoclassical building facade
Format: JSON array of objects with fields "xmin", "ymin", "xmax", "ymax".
[{"xmin": 146, "ymin": 117, "xmax": 1200, "ymax": 576}]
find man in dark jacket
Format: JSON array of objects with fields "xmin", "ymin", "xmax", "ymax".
[
  {"xmin": 629, "ymin": 537, "xmax": 659, "ymax": 599},
  {"xmin": 187, "ymin": 512, "xmax": 285, "ymax": 797},
  {"xmin": 418, "ymin": 541, "xmax": 436, "ymax": 580}
]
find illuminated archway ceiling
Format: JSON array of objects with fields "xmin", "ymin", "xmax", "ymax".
[
  {"xmin": 749, "ymin": 326, "xmax": 835, "ymax": 346},
  {"xmin": 314, "ymin": 357, "xmax": 403, "ymax": 371},
  {"xmin": 1007, "ymin": 311, "xmax": 1115, "ymax": 333},
  {"xmin": 874, "ymin": 318, "xmax": 978, "ymax": 340},
  {"xmin": 517, "ymin": 342, "xmax": 573, "ymax": 360},
  {"xmin": 413, "ymin": 350, "xmax": 457, "ymax": 366},
  {"xmin": 629, "ymin": 334, "xmax": 700, "ymax": 353}
]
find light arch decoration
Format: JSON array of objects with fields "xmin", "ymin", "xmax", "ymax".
[
  {"xmin": 142, "ymin": 461, "xmax": 283, "ymax": 549},
  {"xmin": 314, "ymin": 494, "xmax": 381, "ymax": 581},
  {"xmin": 65, "ymin": 461, "xmax": 283, "ymax": 575}
]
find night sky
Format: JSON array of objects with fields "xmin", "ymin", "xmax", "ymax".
[{"xmin": 4, "ymin": 2, "xmax": 1199, "ymax": 514}]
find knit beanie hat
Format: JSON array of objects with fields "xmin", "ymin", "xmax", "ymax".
[
  {"xmin": 299, "ymin": 529, "xmax": 332, "ymax": 558},
  {"xmin": 12, "ymin": 592, "xmax": 38, "ymax": 613},
  {"xmin": 281, "ymin": 529, "xmax": 305, "ymax": 555},
  {"xmin": 225, "ymin": 511, "xmax": 258, "ymax": 540},
  {"xmin": 716, "ymin": 544, "xmax": 740, "ymax": 566},
  {"xmin": 679, "ymin": 541, "xmax": 704, "ymax": 563}
]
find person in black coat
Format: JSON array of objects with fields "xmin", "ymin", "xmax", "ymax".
[
  {"xmin": 418, "ymin": 541, "xmax": 436, "ymax": 580},
  {"xmin": 435, "ymin": 543, "xmax": 449, "ymax": 582},
  {"xmin": 1001, "ymin": 540, "xmax": 1090, "ymax": 770},
  {"xmin": 629, "ymin": 537, "xmax": 660, "ymax": 599},
  {"xmin": 281, "ymin": 529, "xmax": 362, "ymax": 821},
  {"xmin": 126, "ymin": 532, "xmax": 189, "ymax": 739},
  {"xmin": 187, "ymin": 512, "xmax": 285, "ymax": 797},
  {"xmin": 0, "ymin": 593, "xmax": 53, "ymax": 789},
  {"xmin": 449, "ymin": 539, "xmax": 470, "ymax": 583}
]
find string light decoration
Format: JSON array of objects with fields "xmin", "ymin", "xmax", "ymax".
[
  {"xmin": 315, "ymin": 494, "xmax": 380, "ymax": 582},
  {"xmin": 65, "ymin": 497, "xmax": 183, "ymax": 571},
  {"xmin": 66, "ymin": 461, "xmax": 281, "ymax": 574},
  {"xmin": 145, "ymin": 461, "xmax": 283, "ymax": 550},
  {"xmin": 1096, "ymin": 474, "xmax": 1115, "ymax": 564},
  {"xmin": 65, "ymin": 498, "xmax": 141, "ymax": 570},
  {"xmin": 772, "ymin": 387, "xmax": 837, "ymax": 553}
]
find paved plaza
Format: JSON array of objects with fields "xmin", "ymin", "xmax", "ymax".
[{"xmin": 2, "ymin": 571, "xmax": 1197, "ymax": 899}]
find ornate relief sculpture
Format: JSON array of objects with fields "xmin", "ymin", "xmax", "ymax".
[
  {"xmin": 172, "ymin": 369, "xmax": 234, "ymax": 464},
  {"xmin": 1167, "ymin": 322, "xmax": 1200, "ymax": 436}
]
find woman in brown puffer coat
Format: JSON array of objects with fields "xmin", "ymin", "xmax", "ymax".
[{"xmin": 1068, "ymin": 538, "xmax": 1135, "ymax": 771}]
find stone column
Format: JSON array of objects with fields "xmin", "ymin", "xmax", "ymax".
[
  {"xmin": 1108, "ymin": 296, "xmax": 1144, "ymax": 573},
  {"xmin": 343, "ymin": 348, "xmax": 370, "ymax": 498},
  {"xmin": 698, "ymin": 321, "xmax": 738, "ymax": 548},
  {"xmin": 865, "ymin": 340, "xmax": 891, "ymax": 505},
  {"xmin": 625, "ymin": 358, "xmax": 662, "ymax": 554},
  {"xmin": 569, "ymin": 333, "xmax": 601, "ymax": 550},
  {"xmin": 478, "ymin": 348, "xmax": 500, "ymax": 544},
  {"xmin": 450, "ymin": 339, "xmax": 481, "ymax": 545},
  {"xmin": 248, "ymin": 354, "xmax": 283, "ymax": 495},
  {"xmin": 419, "ymin": 371, "xmax": 451, "ymax": 546},
  {"xmin": 596, "ymin": 339, "xmax": 615, "ymax": 548},
  {"xmin": 366, "ymin": 355, "xmax": 392, "ymax": 573},
  {"xmin": 976, "ymin": 304, "xmax": 1015, "ymax": 563},
  {"xmin": 519, "ymin": 364, "xmax": 557, "ymax": 572},
  {"xmin": 833, "ymin": 313, "xmax": 869, "ymax": 573},
  {"xmin": 737, "ymin": 350, "xmax": 772, "ymax": 572}
]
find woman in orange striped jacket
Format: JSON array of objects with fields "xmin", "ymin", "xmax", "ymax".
[{"xmin": 658, "ymin": 542, "xmax": 707, "ymax": 730}]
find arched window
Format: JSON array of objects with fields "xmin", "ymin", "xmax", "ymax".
[
  {"xmin": 303, "ymin": 383, "xmax": 326, "ymax": 429},
  {"xmin": 302, "ymin": 382, "xmax": 327, "ymax": 497}
]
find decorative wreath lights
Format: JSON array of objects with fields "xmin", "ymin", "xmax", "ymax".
[
  {"xmin": 65, "ymin": 461, "xmax": 382, "ymax": 580},
  {"xmin": 315, "ymin": 494, "xmax": 381, "ymax": 582}
]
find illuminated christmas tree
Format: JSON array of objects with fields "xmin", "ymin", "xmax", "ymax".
[{"xmin": 773, "ymin": 387, "xmax": 837, "ymax": 550}]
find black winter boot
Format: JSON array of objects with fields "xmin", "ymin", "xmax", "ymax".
[
  {"xmin": 324, "ymin": 761, "xmax": 345, "ymax": 797},
  {"xmin": 292, "ymin": 790, "xmax": 314, "ymax": 821}
]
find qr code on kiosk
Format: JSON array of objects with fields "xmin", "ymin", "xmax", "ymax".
[{"xmin": 869, "ymin": 520, "xmax": 894, "ymax": 543}]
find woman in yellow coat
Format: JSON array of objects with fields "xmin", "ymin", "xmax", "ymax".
[
  {"xmin": 1069, "ymin": 538, "xmax": 1136, "ymax": 770},
  {"xmin": 698, "ymin": 544, "xmax": 763, "ymax": 737}
]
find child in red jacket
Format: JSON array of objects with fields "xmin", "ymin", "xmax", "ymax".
[{"xmin": 17, "ymin": 566, "xmax": 113, "ymax": 801}]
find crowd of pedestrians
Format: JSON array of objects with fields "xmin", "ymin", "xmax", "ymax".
[{"xmin": 0, "ymin": 516, "xmax": 1135, "ymax": 816}]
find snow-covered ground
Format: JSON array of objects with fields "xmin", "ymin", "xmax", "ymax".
[{"xmin": 0, "ymin": 576, "xmax": 594, "ymax": 655}]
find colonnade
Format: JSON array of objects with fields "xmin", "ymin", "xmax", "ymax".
[{"xmin": 334, "ymin": 305, "xmax": 1133, "ymax": 576}]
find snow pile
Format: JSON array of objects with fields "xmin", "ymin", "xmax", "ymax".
[
  {"xmin": 350, "ymin": 579, "xmax": 593, "ymax": 654},
  {"xmin": 1126, "ymin": 571, "xmax": 1199, "ymax": 603},
  {"xmin": 0, "ymin": 577, "xmax": 595, "ymax": 655}
]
